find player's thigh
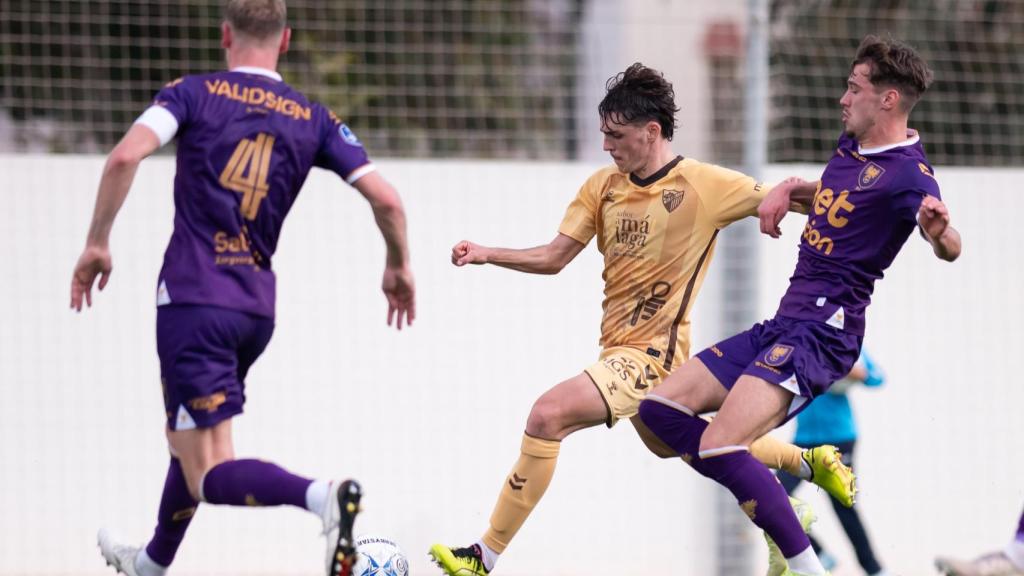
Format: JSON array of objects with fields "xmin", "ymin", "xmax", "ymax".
[
  {"xmin": 168, "ymin": 419, "xmax": 235, "ymax": 490},
  {"xmin": 526, "ymin": 372, "xmax": 610, "ymax": 440},
  {"xmin": 700, "ymin": 375, "xmax": 792, "ymax": 451},
  {"xmin": 647, "ymin": 357, "xmax": 728, "ymax": 414}
]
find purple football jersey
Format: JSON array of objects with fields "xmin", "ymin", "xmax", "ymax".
[
  {"xmin": 152, "ymin": 69, "xmax": 371, "ymax": 318},
  {"xmin": 776, "ymin": 132, "xmax": 941, "ymax": 335}
]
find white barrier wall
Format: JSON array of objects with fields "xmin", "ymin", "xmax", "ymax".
[{"xmin": 0, "ymin": 156, "xmax": 1020, "ymax": 576}]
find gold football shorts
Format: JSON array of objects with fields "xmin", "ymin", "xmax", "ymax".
[{"xmin": 584, "ymin": 346, "xmax": 669, "ymax": 427}]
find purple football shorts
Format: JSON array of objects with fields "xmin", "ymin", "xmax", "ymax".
[
  {"xmin": 157, "ymin": 304, "xmax": 274, "ymax": 430},
  {"xmin": 695, "ymin": 315, "xmax": 861, "ymax": 421}
]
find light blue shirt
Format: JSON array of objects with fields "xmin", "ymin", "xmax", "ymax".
[{"xmin": 793, "ymin": 350, "xmax": 885, "ymax": 446}]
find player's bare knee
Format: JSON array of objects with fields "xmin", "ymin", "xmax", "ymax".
[{"xmin": 525, "ymin": 396, "xmax": 567, "ymax": 440}]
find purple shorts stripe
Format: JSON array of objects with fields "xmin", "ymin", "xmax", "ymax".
[{"xmin": 157, "ymin": 304, "xmax": 274, "ymax": 430}]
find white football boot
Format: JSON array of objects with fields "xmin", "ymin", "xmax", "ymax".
[
  {"xmin": 97, "ymin": 529, "xmax": 140, "ymax": 576},
  {"xmin": 321, "ymin": 479, "xmax": 363, "ymax": 576}
]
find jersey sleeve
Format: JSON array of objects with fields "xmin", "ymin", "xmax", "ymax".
[
  {"xmin": 150, "ymin": 77, "xmax": 196, "ymax": 126},
  {"xmin": 557, "ymin": 169, "xmax": 604, "ymax": 245},
  {"xmin": 898, "ymin": 161, "xmax": 942, "ymax": 223},
  {"xmin": 694, "ymin": 163, "xmax": 769, "ymax": 228},
  {"xmin": 314, "ymin": 106, "xmax": 374, "ymax": 184}
]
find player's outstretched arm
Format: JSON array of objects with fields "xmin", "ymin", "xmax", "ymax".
[
  {"xmin": 352, "ymin": 171, "xmax": 415, "ymax": 329},
  {"xmin": 70, "ymin": 123, "xmax": 161, "ymax": 311},
  {"xmin": 450, "ymin": 233, "xmax": 585, "ymax": 275},
  {"xmin": 757, "ymin": 178, "xmax": 818, "ymax": 238},
  {"xmin": 918, "ymin": 195, "xmax": 961, "ymax": 262}
]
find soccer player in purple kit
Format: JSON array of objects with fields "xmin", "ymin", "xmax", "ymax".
[
  {"xmin": 935, "ymin": 508, "xmax": 1024, "ymax": 575},
  {"xmin": 69, "ymin": 2, "xmax": 415, "ymax": 576},
  {"xmin": 637, "ymin": 35, "xmax": 961, "ymax": 576}
]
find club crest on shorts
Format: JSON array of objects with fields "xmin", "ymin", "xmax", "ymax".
[
  {"xmin": 858, "ymin": 162, "xmax": 885, "ymax": 189},
  {"xmin": 662, "ymin": 189, "xmax": 684, "ymax": 213},
  {"xmin": 764, "ymin": 344, "xmax": 793, "ymax": 367}
]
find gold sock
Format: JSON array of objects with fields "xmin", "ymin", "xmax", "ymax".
[
  {"xmin": 750, "ymin": 433, "xmax": 804, "ymax": 477},
  {"xmin": 482, "ymin": 434, "xmax": 560, "ymax": 553}
]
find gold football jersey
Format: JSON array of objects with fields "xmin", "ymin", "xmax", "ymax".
[{"xmin": 559, "ymin": 156, "xmax": 768, "ymax": 372}]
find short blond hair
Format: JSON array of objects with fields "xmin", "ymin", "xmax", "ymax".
[{"xmin": 225, "ymin": 0, "xmax": 287, "ymax": 40}]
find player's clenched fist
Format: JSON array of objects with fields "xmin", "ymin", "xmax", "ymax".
[{"xmin": 451, "ymin": 240, "xmax": 489, "ymax": 266}]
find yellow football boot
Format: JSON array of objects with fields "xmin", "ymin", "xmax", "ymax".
[
  {"xmin": 429, "ymin": 543, "xmax": 490, "ymax": 576},
  {"xmin": 804, "ymin": 445, "xmax": 857, "ymax": 508}
]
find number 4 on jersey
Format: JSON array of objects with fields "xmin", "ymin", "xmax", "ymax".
[{"xmin": 219, "ymin": 133, "xmax": 275, "ymax": 220}]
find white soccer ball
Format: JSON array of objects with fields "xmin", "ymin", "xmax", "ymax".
[{"xmin": 351, "ymin": 534, "xmax": 410, "ymax": 576}]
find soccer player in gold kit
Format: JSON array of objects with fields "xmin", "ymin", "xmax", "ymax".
[{"xmin": 429, "ymin": 63, "xmax": 853, "ymax": 576}]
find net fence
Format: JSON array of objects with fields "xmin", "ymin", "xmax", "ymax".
[
  {"xmin": 0, "ymin": 0, "xmax": 583, "ymax": 158},
  {"xmin": 1, "ymin": 1, "xmax": 1022, "ymax": 163},
  {"xmin": 768, "ymin": 0, "xmax": 1024, "ymax": 166}
]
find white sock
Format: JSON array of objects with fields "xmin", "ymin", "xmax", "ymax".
[
  {"xmin": 798, "ymin": 457, "xmax": 813, "ymax": 480},
  {"xmin": 1005, "ymin": 536, "xmax": 1024, "ymax": 570},
  {"xmin": 134, "ymin": 549, "xmax": 168, "ymax": 576},
  {"xmin": 869, "ymin": 570, "xmax": 891, "ymax": 576},
  {"xmin": 786, "ymin": 545, "xmax": 828, "ymax": 574},
  {"xmin": 475, "ymin": 540, "xmax": 500, "ymax": 572},
  {"xmin": 306, "ymin": 479, "xmax": 330, "ymax": 515}
]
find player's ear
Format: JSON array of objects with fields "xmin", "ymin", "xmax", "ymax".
[
  {"xmin": 881, "ymin": 87, "xmax": 900, "ymax": 112},
  {"xmin": 646, "ymin": 120, "xmax": 660, "ymax": 143},
  {"xmin": 221, "ymin": 21, "xmax": 232, "ymax": 50},
  {"xmin": 279, "ymin": 27, "xmax": 291, "ymax": 55}
]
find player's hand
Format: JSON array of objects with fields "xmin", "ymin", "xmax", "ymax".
[
  {"xmin": 451, "ymin": 240, "xmax": 488, "ymax": 266},
  {"xmin": 758, "ymin": 177, "xmax": 804, "ymax": 238},
  {"xmin": 382, "ymin": 264, "xmax": 415, "ymax": 330},
  {"xmin": 70, "ymin": 244, "xmax": 113, "ymax": 312},
  {"xmin": 918, "ymin": 195, "xmax": 950, "ymax": 240}
]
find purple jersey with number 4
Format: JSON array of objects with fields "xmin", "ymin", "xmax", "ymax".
[
  {"xmin": 152, "ymin": 70, "xmax": 371, "ymax": 318},
  {"xmin": 775, "ymin": 131, "xmax": 941, "ymax": 335}
]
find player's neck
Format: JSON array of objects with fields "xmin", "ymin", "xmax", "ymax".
[
  {"xmin": 633, "ymin": 145, "xmax": 678, "ymax": 180},
  {"xmin": 858, "ymin": 118, "xmax": 910, "ymax": 150},
  {"xmin": 226, "ymin": 47, "xmax": 280, "ymax": 75}
]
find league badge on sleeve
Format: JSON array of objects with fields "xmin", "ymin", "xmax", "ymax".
[{"xmin": 339, "ymin": 123, "xmax": 363, "ymax": 147}]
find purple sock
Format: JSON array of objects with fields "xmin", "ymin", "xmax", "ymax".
[
  {"xmin": 201, "ymin": 459, "xmax": 313, "ymax": 509},
  {"xmin": 638, "ymin": 398, "xmax": 710, "ymax": 473},
  {"xmin": 1017, "ymin": 507, "xmax": 1024, "ymax": 540},
  {"xmin": 700, "ymin": 450, "xmax": 811, "ymax": 557},
  {"xmin": 145, "ymin": 457, "xmax": 198, "ymax": 567},
  {"xmin": 640, "ymin": 399, "xmax": 810, "ymax": 557}
]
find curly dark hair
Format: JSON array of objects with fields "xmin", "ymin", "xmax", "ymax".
[
  {"xmin": 852, "ymin": 35, "xmax": 934, "ymax": 112},
  {"xmin": 598, "ymin": 63, "xmax": 680, "ymax": 141}
]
